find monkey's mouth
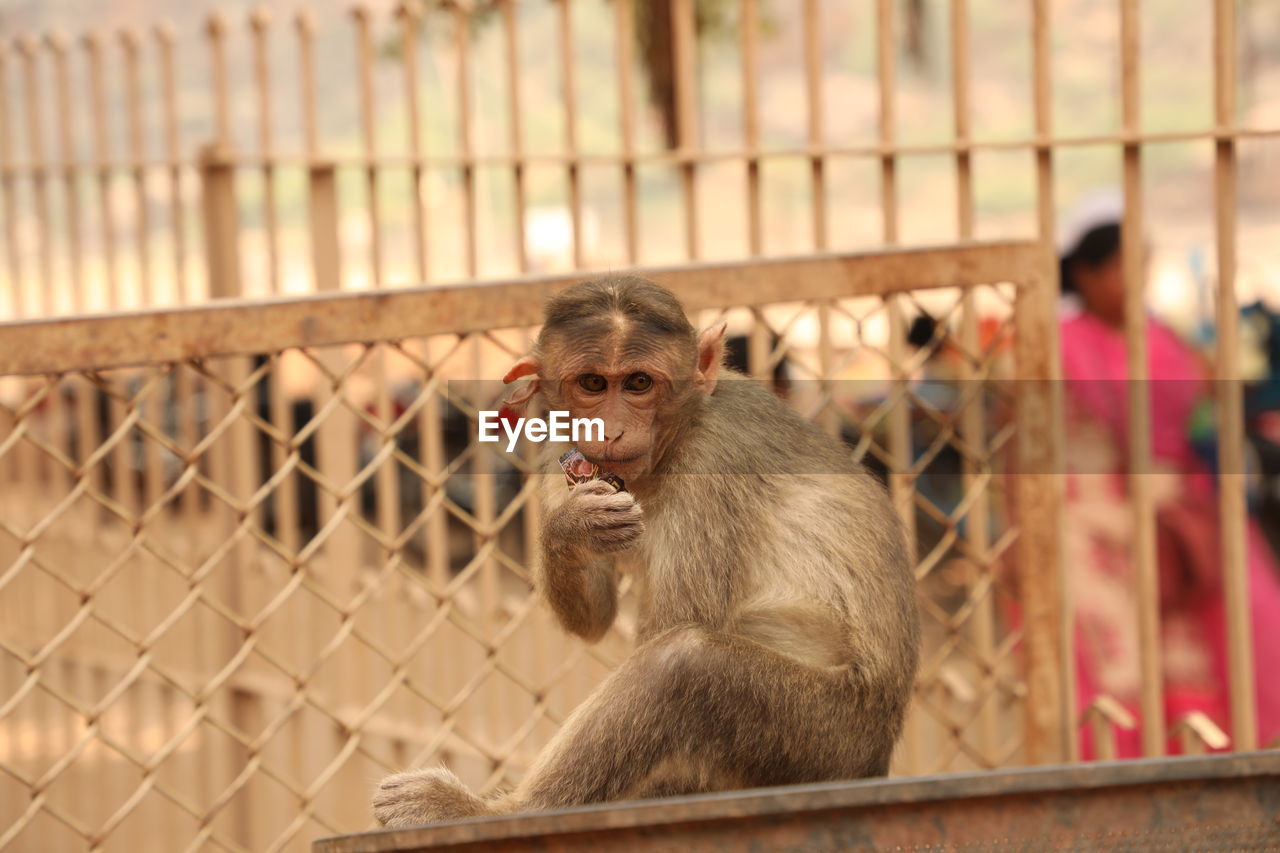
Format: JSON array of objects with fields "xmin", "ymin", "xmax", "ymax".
[{"xmin": 584, "ymin": 453, "xmax": 644, "ymax": 467}]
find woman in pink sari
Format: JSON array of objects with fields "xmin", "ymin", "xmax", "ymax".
[{"xmin": 1058, "ymin": 191, "xmax": 1280, "ymax": 757}]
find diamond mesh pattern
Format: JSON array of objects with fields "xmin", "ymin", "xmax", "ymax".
[{"xmin": 1, "ymin": 284, "xmax": 1025, "ymax": 851}]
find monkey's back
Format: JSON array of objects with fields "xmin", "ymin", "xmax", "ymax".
[{"xmin": 646, "ymin": 376, "xmax": 919, "ymax": 735}]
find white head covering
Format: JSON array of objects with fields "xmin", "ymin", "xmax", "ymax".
[{"xmin": 1057, "ymin": 188, "xmax": 1124, "ymax": 258}]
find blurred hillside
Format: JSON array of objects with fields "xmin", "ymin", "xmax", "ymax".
[{"xmin": 1, "ymin": 0, "xmax": 1277, "ymax": 330}]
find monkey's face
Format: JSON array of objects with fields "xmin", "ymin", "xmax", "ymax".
[
  {"xmin": 501, "ymin": 280, "xmax": 726, "ymax": 481},
  {"xmin": 546, "ymin": 348, "xmax": 685, "ymax": 481}
]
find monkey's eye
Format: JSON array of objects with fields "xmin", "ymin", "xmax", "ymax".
[
  {"xmin": 578, "ymin": 374, "xmax": 607, "ymax": 393},
  {"xmin": 623, "ymin": 373, "xmax": 653, "ymax": 393}
]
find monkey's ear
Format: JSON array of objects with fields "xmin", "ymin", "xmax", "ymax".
[
  {"xmin": 695, "ymin": 321, "xmax": 727, "ymax": 395},
  {"xmin": 503, "ymin": 356, "xmax": 540, "ymax": 385},
  {"xmin": 503, "ymin": 356, "xmax": 542, "ymax": 407}
]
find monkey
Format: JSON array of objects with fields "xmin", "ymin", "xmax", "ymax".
[{"xmin": 373, "ymin": 276, "xmax": 920, "ymax": 827}]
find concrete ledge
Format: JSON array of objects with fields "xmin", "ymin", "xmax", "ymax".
[{"xmin": 315, "ymin": 751, "xmax": 1280, "ymax": 852}]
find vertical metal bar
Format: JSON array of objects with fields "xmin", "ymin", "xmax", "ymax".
[
  {"xmin": 1031, "ymin": 0, "xmax": 1075, "ymax": 763},
  {"xmin": 396, "ymin": 1, "xmax": 434, "ymax": 594},
  {"xmin": 47, "ymin": 34, "xmax": 83, "ymax": 312},
  {"xmin": 83, "ymin": 32, "xmax": 135, "ymax": 515},
  {"xmin": 1090, "ymin": 712, "xmax": 1118, "ymax": 762},
  {"xmin": 672, "ymin": 0, "xmax": 699, "ymax": 260},
  {"xmin": 499, "ymin": 0, "xmax": 528, "ymax": 273},
  {"xmin": 200, "ymin": 11, "xmax": 255, "ymax": 589},
  {"xmin": 1213, "ymin": 0, "xmax": 1256, "ymax": 752},
  {"xmin": 308, "ymin": 168, "xmax": 342, "ymax": 294},
  {"xmin": 120, "ymin": 29, "xmax": 153, "ymax": 306},
  {"xmin": 0, "ymin": 53, "xmax": 26, "ymax": 501},
  {"xmin": 876, "ymin": 0, "xmax": 913, "ymax": 560},
  {"xmin": 48, "ymin": 33, "xmax": 99, "ymax": 501},
  {"xmin": 308, "ymin": 162, "xmax": 364, "ymax": 810},
  {"xmin": 293, "ymin": 7, "xmax": 331, "ymax": 807},
  {"xmin": 296, "ymin": 11, "xmax": 319, "ymax": 159},
  {"xmin": 802, "ymin": 0, "xmax": 826, "ymax": 251},
  {"xmin": 950, "ymin": 0, "xmax": 997, "ymax": 767},
  {"xmin": 1014, "ymin": 259, "xmax": 1069, "ymax": 765},
  {"xmin": 155, "ymin": 25, "xmax": 189, "ymax": 304},
  {"xmin": 352, "ymin": 4, "xmax": 383, "ymax": 289},
  {"xmin": 250, "ymin": 7, "xmax": 281, "ymax": 296},
  {"xmin": 448, "ymin": 0, "xmax": 497, "ymax": 740},
  {"xmin": 738, "ymin": 0, "xmax": 770, "ymax": 381},
  {"xmin": 352, "ymin": 3, "xmax": 400, "ymax": 665},
  {"xmin": 1119, "ymin": 0, "xmax": 1163, "ymax": 758},
  {"xmin": 421, "ymin": 365, "xmax": 449, "ymax": 591},
  {"xmin": 458, "ymin": 55, "xmax": 509, "ymax": 744},
  {"xmin": 202, "ymin": 20, "xmax": 258, "ymax": 729},
  {"xmin": 308, "ymin": 174, "xmax": 360, "ymax": 510},
  {"xmin": 556, "ymin": 0, "xmax": 584, "ymax": 269},
  {"xmin": 740, "ymin": 0, "xmax": 761, "ymax": 257},
  {"xmin": 121, "ymin": 28, "xmax": 165, "ymax": 519},
  {"xmin": 207, "ymin": 12, "xmax": 232, "ymax": 150},
  {"xmin": 876, "ymin": 0, "xmax": 921, "ymax": 771},
  {"xmin": 396, "ymin": 0, "xmax": 430, "ymax": 606},
  {"xmin": 155, "ymin": 23, "xmax": 201, "ymax": 526},
  {"xmin": 203, "ymin": 19, "xmax": 254, "ymax": 832},
  {"xmin": 250, "ymin": 7, "xmax": 298, "ymax": 557},
  {"xmin": 83, "ymin": 33, "xmax": 119, "ymax": 309},
  {"xmin": 614, "ymin": 0, "xmax": 639, "ymax": 265},
  {"xmin": 876, "ymin": 0, "xmax": 898, "ymax": 246},
  {"xmin": 17, "ymin": 38, "xmax": 53, "ymax": 316},
  {"xmin": 801, "ymin": 0, "xmax": 835, "ymax": 436},
  {"xmin": 398, "ymin": 1, "xmax": 430, "ymax": 282},
  {"xmin": 1178, "ymin": 726, "xmax": 1205, "ymax": 756},
  {"xmin": 0, "ymin": 45, "xmax": 21, "ymax": 319},
  {"xmin": 952, "ymin": 0, "xmax": 973, "ymax": 241},
  {"xmin": 199, "ymin": 151, "xmax": 241, "ymax": 302},
  {"xmin": 16, "ymin": 38, "xmax": 61, "ymax": 491},
  {"xmin": 452, "ymin": 1, "xmax": 478, "ymax": 278}
]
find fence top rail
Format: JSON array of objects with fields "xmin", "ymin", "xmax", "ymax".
[{"xmin": 0, "ymin": 242, "xmax": 1048, "ymax": 376}]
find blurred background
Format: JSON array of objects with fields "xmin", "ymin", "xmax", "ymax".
[
  {"xmin": 1, "ymin": 2, "xmax": 1279, "ymax": 852},
  {"xmin": 1, "ymin": 0, "xmax": 1277, "ymax": 329}
]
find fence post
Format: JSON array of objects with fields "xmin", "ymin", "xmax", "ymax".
[
  {"xmin": 199, "ymin": 142, "xmax": 243, "ymax": 300},
  {"xmin": 308, "ymin": 163, "xmax": 342, "ymax": 294},
  {"xmin": 198, "ymin": 138, "xmax": 256, "ymax": 844},
  {"xmin": 305, "ymin": 162, "xmax": 365, "ymax": 795},
  {"xmin": 1013, "ymin": 255, "xmax": 1068, "ymax": 765}
]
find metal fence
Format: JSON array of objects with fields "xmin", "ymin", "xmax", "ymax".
[
  {"xmin": 0, "ymin": 0, "xmax": 1277, "ymax": 850},
  {"xmin": 1, "ymin": 244, "xmax": 1061, "ymax": 851}
]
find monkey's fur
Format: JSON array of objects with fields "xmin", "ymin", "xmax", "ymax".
[{"xmin": 373, "ymin": 277, "xmax": 919, "ymax": 827}]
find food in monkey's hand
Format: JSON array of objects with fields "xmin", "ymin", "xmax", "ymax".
[{"xmin": 559, "ymin": 448, "xmax": 626, "ymax": 492}]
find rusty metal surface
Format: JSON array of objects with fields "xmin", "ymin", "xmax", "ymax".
[
  {"xmin": 315, "ymin": 752, "xmax": 1280, "ymax": 852},
  {"xmin": 0, "ymin": 241, "xmax": 1046, "ymax": 376}
]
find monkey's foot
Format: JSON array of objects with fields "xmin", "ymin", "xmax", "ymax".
[{"xmin": 372, "ymin": 767, "xmax": 494, "ymax": 828}]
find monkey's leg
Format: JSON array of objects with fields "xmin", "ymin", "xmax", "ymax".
[{"xmin": 508, "ymin": 626, "xmax": 883, "ymax": 813}]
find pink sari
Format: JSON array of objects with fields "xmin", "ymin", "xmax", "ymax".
[{"xmin": 1061, "ymin": 308, "xmax": 1280, "ymax": 757}]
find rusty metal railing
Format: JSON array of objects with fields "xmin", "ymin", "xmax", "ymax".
[{"xmin": 1, "ymin": 243, "xmax": 1060, "ymax": 851}]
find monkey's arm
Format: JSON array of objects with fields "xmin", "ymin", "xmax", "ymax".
[
  {"xmin": 535, "ymin": 478, "xmax": 641, "ymax": 642},
  {"xmin": 536, "ymin": 532, "xmax": 619, "ymax": 643}
]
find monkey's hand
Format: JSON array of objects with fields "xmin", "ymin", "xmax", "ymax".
[{"xmin": 549, "ymin": 479, "xmax": 645, "ymax": 554}]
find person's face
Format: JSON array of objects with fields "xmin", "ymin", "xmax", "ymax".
[
  {"xmin": 1074, "ymin": 252, "xmax": 1125, "ymax": 327},
  {"xmin": 1073, "ymin": 244, "xmax": 1149, "ymax": 329}
]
